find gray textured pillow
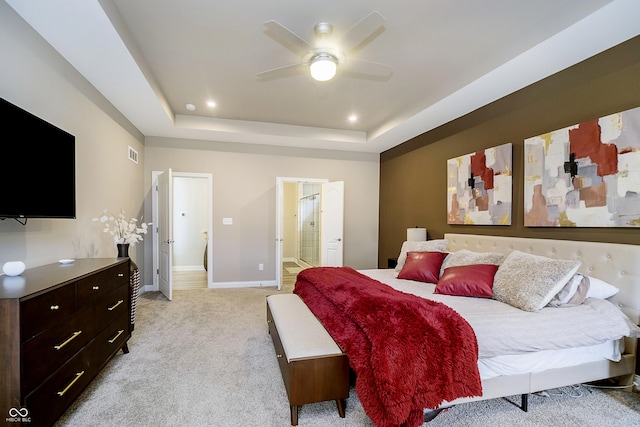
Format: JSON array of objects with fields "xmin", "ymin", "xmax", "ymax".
[
  {"xmin": 395, "ymin": 239, "xmax": 447, "ymax": 272},
  {"xmin": 439, "ymin": 249, "xmax": 505, "ymax": 276},
  {"xmin": 493, "ymin": 250, "xmax": 581, "ymax": 312}
]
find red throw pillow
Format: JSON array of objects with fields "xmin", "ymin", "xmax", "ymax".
[
  {"xmin": 397, "ymin": 251, "xmax": 448, "ymax": 283},
  {"xmin": 434, "ymin": 264, "xmax": 499, "ymax": 298}
]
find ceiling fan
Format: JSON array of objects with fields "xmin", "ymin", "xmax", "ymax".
[{"xmin": 257, "ymin": 10, "xmax": 394, "ymax": 82}]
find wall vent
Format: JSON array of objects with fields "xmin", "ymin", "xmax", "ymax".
[{"xmin": 128, "ymin": 146, "xmax": 139, "ymax": 164}]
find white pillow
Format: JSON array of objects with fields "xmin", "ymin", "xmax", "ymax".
[
  {"xmin": 493, "ymin": 251, "xmax": 581, "ymax": 312},
  {"xmin": 394, "ymin": 239, "xmax": 447, "ymax": 272},
  {"xmin": 586, "ymin": 276, "xmax": 619, "ymax": 299}
]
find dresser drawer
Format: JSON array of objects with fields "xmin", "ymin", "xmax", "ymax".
[
  {"xmin": 76, "ymin": 269, "xmax": 109, "ymax": 306},
  {"xmin": 76, "ymin": 263, "xmax": 128, "ymax": 306},
  {"xmin": 20, "ymin": 284, "xmax": 75, "ymax": 341},
  {"xmin": 104, "ymin": 262, "xmax": 130, "ymax": 289},
  {"xmin": 21, "ymin": 307, "xmax": 94, "ymax": 394},
  {"xmin": 88, "ymin": 312, "xmax": 130, "ymax": 370},
  {"xmin": 24, "ymin": 348, "xmax": 93, "ymax": 427},
  {"xmin": 93, "ymin": 284, "xmax": 129, "ymax": 332}
]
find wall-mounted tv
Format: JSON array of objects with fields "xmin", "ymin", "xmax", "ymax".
[{"xmin": 0, "ymin": 98, "xmax": 76, "ymax": 220}]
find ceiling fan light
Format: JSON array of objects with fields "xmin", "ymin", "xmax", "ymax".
[{"xmin": 309, "ymin": 54, "xmax": 337, "ymax": 81}]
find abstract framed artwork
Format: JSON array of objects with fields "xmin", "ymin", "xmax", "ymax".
[
  {"xmin": 524, "ymin": 106, "xmax": 640, "ymax": 227},
  {"xmin": 447, "ymin": 142, "xmax": 512, "ymax": 225}
]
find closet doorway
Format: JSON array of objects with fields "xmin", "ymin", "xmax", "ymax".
[
  {"xmin": 152, "ymin": 170, "xmax": 213, "ymax": 299},
  {"xmin": 172, "ymin": 175, "xmax": 209, "ymax": 290}
]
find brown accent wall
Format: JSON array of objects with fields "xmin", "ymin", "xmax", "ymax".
[{"xmin": 379, "ymin": 36, "xmax": 640, "ymax": 268}]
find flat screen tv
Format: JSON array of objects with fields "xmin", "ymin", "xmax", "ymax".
[{"xmin": 0, "ymin": 98, "xmax": 76, "ymax": 220}]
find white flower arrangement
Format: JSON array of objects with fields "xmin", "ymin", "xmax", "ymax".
[{"xmin": 93, "ymin": 209, "xmax": 152, "ymax": 246}]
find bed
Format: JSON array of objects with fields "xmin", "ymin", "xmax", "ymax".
[{"xmin": 293, "ymin": 233, "xmax": 640, "ymax": 427}]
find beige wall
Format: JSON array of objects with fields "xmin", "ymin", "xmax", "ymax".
[
  {"xmin": 143, "ymin": 137, "xmax": 380, "ymax": 285},
  {"xmin": 0, "ymin": 3, "xmax": 147, "ymax": 280},
  {"xmin": 379, "ymin": 36, "xmax": 640, "ymax": 267}
]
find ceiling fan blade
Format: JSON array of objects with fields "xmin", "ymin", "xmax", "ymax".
[
  {"xmin": 340, "ymin": 58, "xmax": 394, "ymax": 81},
  {"xmin": 339, "ymin": 10, "xmax": 386, "ymax": 54},
  {"xmin": 264, "ymin": 20, "xmax": 313, "ymax": 57},
  {"xmin": 256, "ymin": 62, "xmax": 307, "ymax": 82}
]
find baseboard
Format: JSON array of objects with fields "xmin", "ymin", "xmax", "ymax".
[
  {"xmin": 210, "ymin": 280, "xmax": 277, "ymax": 288},
  {"xmin": 141, "ymin": 280, "xmax": 277, "ymax": 294},
  {"xmin": 173, "ymin": 265, "xmax": 206, "ymax": 272},
  {"xmin": 141, "ymin": 284, "xmax": 156, "ymax": 294},
  {"xmin": 297, "ymin": 260, "xmax": 313, "ymax": 269}
]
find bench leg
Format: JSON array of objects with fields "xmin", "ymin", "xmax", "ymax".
[
  {"xmin": 290, "ymin": 405, "xmax": 299, "ymax": 426},
  {"xmin": 336, "ymin": 398, "xmax": 346, "ymax": 418}
]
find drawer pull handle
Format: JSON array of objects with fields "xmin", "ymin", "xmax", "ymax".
[
  {"xmin": 118, "ymin": 273, "xmax": 124, "ymax": 277},
  {"xmin": 92, "ymin": 286, "xmax": 100, "ymax": 290},
  {"xmin": 54, "ymin": 331, "xmax": 82, "ymax": 350},
  {"xmin": 57, "ymin": 371, "xmax": 85, "ymax": 397},
  {"xmin": 108, "ymin": 300, "xmax": 124, "ymax": 311},
  {"xmin": 276, "ymin": 354, "xmax": 283, "ymax": 358},
  {"xmin": 108, "ymin": 329, "xmax": 125, "ymax": 344},
  {"xmin": 50, "ymin": 305, "xmax": 60, "ymax": 310}
]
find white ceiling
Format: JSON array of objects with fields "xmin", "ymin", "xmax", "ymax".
[{"xmin": 6, "ymin": 0, "xmax": 640, "ymax": 153}]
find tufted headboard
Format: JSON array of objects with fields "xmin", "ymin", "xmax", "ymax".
[{"xmin": 444, "ymin": 233, "xmax": 640, "ymax": 324}]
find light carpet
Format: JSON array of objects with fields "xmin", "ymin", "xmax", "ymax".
[{"xmin": 54, "ymin": 286, "xmax": 640, "ymax": 427}]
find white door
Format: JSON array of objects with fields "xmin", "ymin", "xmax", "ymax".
[
  {"xmin": 158, "ymin": 169, "xmax": 174, "ymax": 300},
  {"xmin": 275, "ymin": 177, "xmax": 285, "ymax": 290},
  {"xmin": 320, "ymin": 181, "xmax": 344, "ymax": 267}
]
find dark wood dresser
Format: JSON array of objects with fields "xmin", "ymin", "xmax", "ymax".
[{"xmin": 0, "ymin": 258, "xmax": 131, "ymax": 427}]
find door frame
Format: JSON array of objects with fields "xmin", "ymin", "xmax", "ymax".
[
  {"xmin": 152, "ymin": 171, "xmax": 213, "ymax": 292},
  {"xmin": 276, "ymin": 177, "xmax": 329, "ymax": 290}
]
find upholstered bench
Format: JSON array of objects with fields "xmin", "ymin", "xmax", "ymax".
[{"xmin": 266, "ymin": 294, "xmax": 349, "ymax": 426}]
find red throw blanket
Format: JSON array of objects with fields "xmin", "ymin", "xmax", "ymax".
[{"xmin": 293, "ymin": 267, "xmax": 482, "ymax": 427}]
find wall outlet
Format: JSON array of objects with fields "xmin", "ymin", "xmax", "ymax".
[{"xmin": 258, "ymin": 263, "xmax": 264, "ymax": 270}]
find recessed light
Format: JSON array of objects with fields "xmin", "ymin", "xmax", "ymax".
[
  {"xmin": 348, "ymin": 114, "xmax": 358, "ymax": 122},
  {"xmin": 206, "ymin": 100, "xmax": 217, "ymax": 108},
  {"xmin": 185, "ymin": 103, "xmax": 196, "ymax": 111}
]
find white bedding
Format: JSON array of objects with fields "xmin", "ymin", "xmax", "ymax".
[
  {"xmin": 358, "ymin": 268, "xmax": 639, "ymax": 378},
  {"xmin": 477, "ymin": 340, "xmax": 622, "ymax": 379}
]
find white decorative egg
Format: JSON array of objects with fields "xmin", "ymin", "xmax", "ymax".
[{"xmin": 2, "ymin": 261, "xmax": 26, "ymax": 276}]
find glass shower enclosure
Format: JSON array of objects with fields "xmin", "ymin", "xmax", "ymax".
[{"xmin": 298, "ymin": 183, "xmax": 320, "ymax": 266}]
